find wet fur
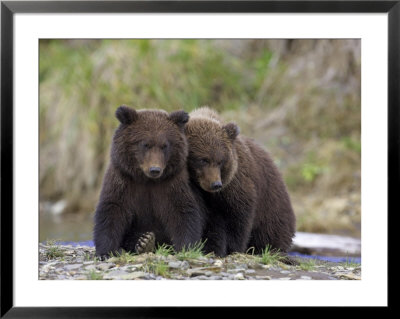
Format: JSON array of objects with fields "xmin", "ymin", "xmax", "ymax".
[
  {"xmin": 185, "ymin": 107, "xmax": 296, "ymax": 256},
  {"xmin": 93, "ymin": 106, "xmax": 205, "ymax": 257}
]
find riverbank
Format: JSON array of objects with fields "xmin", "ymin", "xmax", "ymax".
[{"xmin": 39, "ymin": 243, "xmax": 361, "ymax": 280}]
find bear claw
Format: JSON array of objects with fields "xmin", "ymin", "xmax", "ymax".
[{"xmin": 135, "ymin": 232, "xmax": 156, "ymax": 254}]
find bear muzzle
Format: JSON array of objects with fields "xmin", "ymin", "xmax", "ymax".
[
  {"xmin": 148, "ymin": 166, "xmax": 163, "ymax": 178},
  {"xmin": 210, "ymin": 181, "xmax": 223, "ymax": 191}
]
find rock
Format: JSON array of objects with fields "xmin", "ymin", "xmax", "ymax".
[
  {"xmin": 96, "ymin": 263, "xmax": 115, "ymax": 271},
  {"xmin": 186, "ymin": 268, "xmax": 208, "ymax": 277},
  {"xmin": 85, "ymin": 265, "xmax": 97, "ymax": 271},
  {"xmin": 233, "ymin": 273, "xmax": 245, "ymax": 280},
  {"xmin": 227, "ymin": 268, "xmax": 246, "ymax": 274},
  {"xmin": 168, "ymin": 261, "xmax": 182, "ymax": 269},
  {"xmin": 300, "ymin": 276, "xmax": 312, "ymax": 280},
  {"xmin": 338, "ymin": 273, "xmax": 360, "ymax": 280},
  {"xmin": 180, "ymin": 261, "xmax": 190, "ymax": 270},
  {"xmin": 213, "ymin": 260, "xmax": 223, "ymax": 268},
  {"xmin": 64, "ymin": 264, "xmax": 83, "ymax": 271},
  {"xmin": 120, "ymin": 272, "xmax": 148, "ymax": 280},
  {"xmin": 103, "ymin": 270, "xmax": 130, "ymax": 280}
]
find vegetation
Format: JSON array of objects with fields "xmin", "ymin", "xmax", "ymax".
[
  {"xmin": 86, "ymin": 270, "xmax": 103, "ymax": 280},
  {"xmin": 175, "ymin": 241, "xmax": 210, "ymax": 260},
  {"xmin": 258, "ymin": 246, "xmax": 285, "ymax": 265},
  {"xmin": 39, "ymin": 39, "xmax": 361, "ymax": 239},
  {"xmin": 154, "ymin": 243, "xmax": 175, "ymax": 256},
  {"xmin": 45, "ymin": 240, "xmax": 64, "ymax": 259},
  {"xmin": 298, "ymin": 258, "xmax": 318, "ymax": 271}
]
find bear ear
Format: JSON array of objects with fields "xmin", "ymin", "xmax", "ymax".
[
  {"xmin": 169, "ymin": 110, "xmax": 189, "ymax": 130},
  {"xmin": 115, "ymin": 105, "xmax": 138, "ymax": 125},
  {"xmin": 223, "ymin": 122, "xmax": 240, "ymax": 140}
]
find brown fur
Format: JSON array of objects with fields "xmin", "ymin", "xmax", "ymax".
[
  {"xmin": 185, "ymin": 107, "xmax": 296, "ymax": 256},
  {"xmin": 93, "ymin": 106, "xmax": 205, "ymax": 257}
]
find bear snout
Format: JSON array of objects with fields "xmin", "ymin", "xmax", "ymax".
[
  {"xmin": 149, "ymin": 166, "xmax": 162, "ymax": 178},
  {"xmin": 210, "ymin": 181, "xmax": 223, "ymax": 191}
]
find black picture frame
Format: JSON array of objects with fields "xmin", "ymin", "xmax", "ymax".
[{"xmin": 1, "ymin": 0, "xmax": 396, "ymax": 317}]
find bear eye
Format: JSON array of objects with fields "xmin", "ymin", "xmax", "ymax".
[
  {"xmin": 142, "ymin": 142, "xmax": 150, "ymax": 149},
  {"xmin": 199, "ymin": 158, "xmax": 210, "ymax": 165},
  {"xmin": 161, "ymin": 144, "xmax": 168, "ymax": 150}
]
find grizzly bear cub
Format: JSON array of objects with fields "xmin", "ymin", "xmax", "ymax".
[
  {"xmin": 93, "ymin": 106, "xmax": 205, "ymax": 258},
  {"xmin": 185, "ymin": 107, "xmax": 296, "ymax": 257}
]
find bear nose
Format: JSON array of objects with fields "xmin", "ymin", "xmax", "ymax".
[
  {"xmin": 211, "ymin": 181, "xmax": 222, "ymax": 190},
  {"xmin": 149, "ymin": 166, "xmax": 161, "ymax": 177}
]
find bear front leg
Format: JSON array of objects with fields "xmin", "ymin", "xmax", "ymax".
[
  {"xmin": 202, "ymin": 214, "xmax": 227, "ymax": 257},
  {"xmin": 165, "ymin": 207, "xmax": 203, "ymax": 253},
  {"xmin": 224, "ymin": 205, "xmax": 254, "ymax": 255},
  {"xmin": 93, "ymin": 202, "xmax": 131, "ymax": 258}
]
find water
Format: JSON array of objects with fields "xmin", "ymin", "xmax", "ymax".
[
  {"xmin": 40, "ymin": 211, "xmax": 94, "ymax": 242},
  {"xmin": 288, "ymin": 252, "xmax": 361, "ymax": 264}
]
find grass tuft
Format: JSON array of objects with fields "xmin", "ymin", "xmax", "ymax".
[
  {"xmin": 298, "ymin": 258, "xmax": 318, "ymax": 271},
  {"xmin": 155, "ymin": 243, "xmax": 175, "ymax": 256},
  {"xmin": 175, "ymin": 240, "xmax": 209, "ymax": 261},
  {"xmin": 87, "ymin": 270, "xmax": 103, "ymax": 280},
  {"xmin": 45, "ymin": 240, "xmax": 64, "ymax": 259},
  {"xmin": 107, "ymin": 250, "xmax": 136, "ymax": 265},
  {"xmin": 258, "ymin": 245, "xmax": 284, "ymax": 265}
]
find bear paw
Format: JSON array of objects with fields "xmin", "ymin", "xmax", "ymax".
[{"xmin": 135, "ymin": 232, "xmax": 156, "ymax": 254}]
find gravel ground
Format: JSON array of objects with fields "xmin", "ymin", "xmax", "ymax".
[{"xmin": 39, "ymin": 243, "xmax": 361, "ymax": 280}]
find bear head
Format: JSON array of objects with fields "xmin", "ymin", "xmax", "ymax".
[
  {"xmin": 111, "ymin": 105, "xmax": 189, "ymax": 181},
  {"xmin": 185, "ymin": 117, "xmax": 239, "ymax": 192}
]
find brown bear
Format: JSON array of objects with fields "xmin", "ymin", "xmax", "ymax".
[
  {"xmin": 184, "ymin": 106, "xmax": 296, "ymax": 257},
  {"xmin": 93, "ymin": 106, "xmax": 205, "ymax": 258}
]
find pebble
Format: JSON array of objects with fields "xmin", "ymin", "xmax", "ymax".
[
  {"xmin": 64, "ymin": 264, "xmax": 83, "ymax": 271},
  {"xmin": 168, "ymin": 261, "xmax": 182, "ymax": 268},
  {"xmin": 180, "ymin": 261, "xmax": 190, "ymax": 270},
  {"xmin": 245, "ymin": 269, "xmax": 256, "ymax": 274},
  {"xmin": 96, "ymin": 263, "xmax": 115, "ymax": 271},
  {"xmin": 103, "ymin": 270, "xmax": 130, "ymax": 280},
  {"xmin": 233, "ymin": 273, "xmax": 245, "ymax": 280},
  {"xmin": 227, "ymin": 268, "xmax": 246, "ymax": 273},
  {"xmin": 300, "ymin": 276, "xmax": 312, "ymax": 280},
  {"xmin": 120, "ymin": 272, "xmax": 147, "ymax": 280},
  {"xmin": 85, "ymin": 265, "xmax": 97, "ymax": 271}
]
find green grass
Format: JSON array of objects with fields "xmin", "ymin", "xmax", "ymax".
[
  {"xmin": 107, "ymin": 250, "xmax": 137, "ymax": 264},
  {"xmin": 175, "ymin": 241, "xmax": 209, "ymax": 261},
  {"xmin": 258, "ymin": 245, "xmax": 284, "ymax": 265},
  {"xmin": 341, "ymin": 256, "xmax": 360, "ymax": 268},
  {"xmin": 145, "ymin": 261, "xmax": 170, "ymax": 278},
  {"xmin": 87, "ymin": 270, "xmax": 103, "ymax": 280},
  {"xmin": 298, "ymin": 258, "xmax": 318, "ymax": 271},
  {"xmin": 45, "ymin": 240, "xmax": 64, "ymax": 259},
  {"xmin": 155, "ymin": 243, "xmax": 175, "ymax": 256}
]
